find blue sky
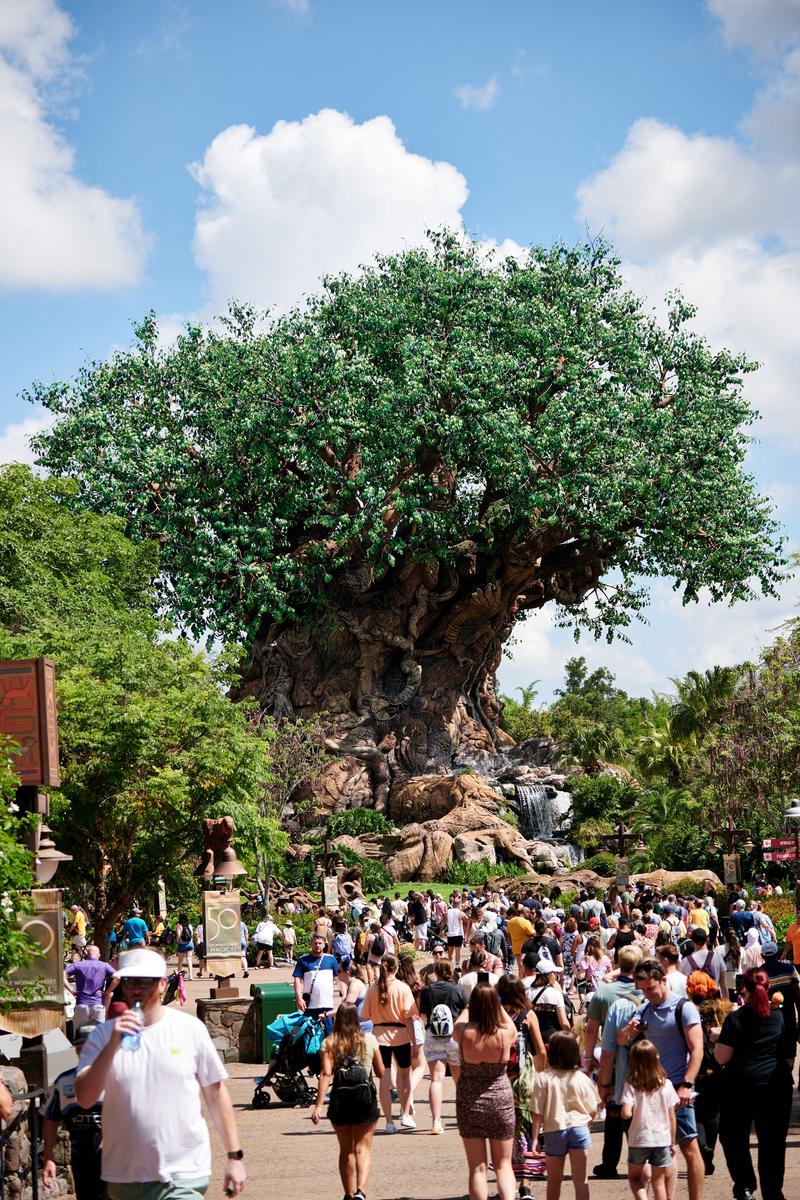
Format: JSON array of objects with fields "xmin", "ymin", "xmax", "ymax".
[{"xmin": 1, "ymin": 0, "xmax": 798, "ymax": 701}]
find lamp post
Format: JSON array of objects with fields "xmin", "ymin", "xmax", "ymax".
[{"xmin": 784, "ymin": 799, "xmax": 800, "ymax": 908}]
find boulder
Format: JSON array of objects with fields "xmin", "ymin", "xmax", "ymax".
[
  {"xmin": 453, "ymin": 833, "xmax": 497, "ymax": 864},
  {"xmin": 527, "ymin": 841, "xmax": 563, "ymax": 871},
  {"xmin": 632, "ymin": 869, "xmax": 723, "ymax": 891},
  {"xmin": 508, "ymin": 736, "xmax": 559, "ymax": 766},
  {"xmin": 385, "ymin": 825, "xmax": 455, "ymax": 881},
  {"xmin": 389, "ymin": 771, "xmax": 502, "ymax": 823}
]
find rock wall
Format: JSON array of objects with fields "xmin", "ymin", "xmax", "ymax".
[
  {"xmin": 196, "ymin": 998, "xmax": 258, "ymax": 1064},
  {"xmin": 0, "ymin": 1064, "xmax": 73, "ymax": 1200}
]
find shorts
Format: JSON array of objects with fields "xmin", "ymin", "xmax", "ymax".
[
  {"xmin": 177, "ymin": 942, "xmax": 194, "ymax": 953},
  {"xmin": 379, "ymin": 1042, "xmax": 412, "ymax": 1069},
  {"xmin": 107, "ymin": 1179, "xmax": 209, "ymax": 1200},
  {"xmin": 675, "ymin": 1103, "xmax": 698, "ymax": 1143},
  {"xmin": 414, "ymin": 922, "xmax": 428, "ymax": 940},
  {"xmin": 629, "ymin": 1146, "xmax": 673, "ymax": 1167},
  {"xmin": 424, "ymin": 1034, "xmax": 460, "ymax": 1066},
  {"xmin": 447, "ymin": 935, "xmax": 464, "ymax": 948},
  {"xmin": 541, "ymin": 1126, "xmax": 592, "ymax": 1157}
]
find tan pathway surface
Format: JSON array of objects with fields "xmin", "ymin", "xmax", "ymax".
[{"xmin": 181, "ymin": 965, "xmax": 800, "ymax": 1200}]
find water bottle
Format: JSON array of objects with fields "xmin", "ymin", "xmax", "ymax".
[{"xmin": 121, "ymin": 1000, "xmax": 144, "ymax": 1052}]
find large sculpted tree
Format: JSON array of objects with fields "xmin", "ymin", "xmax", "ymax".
[{"xmin": 33, "ymin": 235, "xmax": 783, "ymax": 809}]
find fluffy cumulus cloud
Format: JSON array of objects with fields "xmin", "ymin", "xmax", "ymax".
[
  {"xmin": 0, "ymin": 0, "xmax": 150, "ymax": 290},
  {"xmin": 454, "ymin": 77, "xmax": 499, "ymax": 111},
  {"xmin": 576, "ymin": 2, "xmax": 800, "ymax": 446},
  {"xmin": 190, "ymin": 108, "xmax": 473, "ymax": 313},
  {"xmin": 0, "ymin": 412, "xmax": 53, "ymax": 467}
]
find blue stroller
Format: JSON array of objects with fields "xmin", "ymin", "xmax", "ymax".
[{"xmin": 251, "ymin": 1011, "xmax": 325, "ymax": 1108}]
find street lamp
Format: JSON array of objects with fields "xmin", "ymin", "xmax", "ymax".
[{"xmin": 784, "ymin": 799, "xmax": 800, "ymax": 907}]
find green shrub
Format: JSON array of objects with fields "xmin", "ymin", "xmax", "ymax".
[
  {"xmin": 443, "ymin": 860, "xmax": 526, "ymax": 886},
  {"xmin": 398, "ymin": 945, "xmax": 417, "ymax": 960},
  {"xmin": 335, "ymin": 845, "xmax": 394, "ymax": 894},
  {"xmin": 326, "ymin": 808, "xmax": 394, "ymax": 839},
  {"xmin": 578, "ymin": 852, "xmax": 616, "ymax": 876}
]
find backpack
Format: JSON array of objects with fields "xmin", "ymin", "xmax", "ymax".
[
  {"xmin": 328, "ymin": 1054, "xmax": 375, "ymax": 1122},
  {"xmin": 429, "ymin": 1003, "xmax": 454, "ymax": 1038},
  {"xmin": 370, "ymin": 932, "xmax": 386, "ymax": 957},
  {"xmin": 636, "ymin": 998, "xmax": 688, "ymax": 1047}
]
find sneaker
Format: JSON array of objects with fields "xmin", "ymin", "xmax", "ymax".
[
  {"xmin": 430, "ymin": 1122, "xmax": 443, "ymax": 1135},
  {"xmin": 519, "ymin": 1188, "xmax": 532, "ymax": 1200},
  {"xmin": 354, "ymin": 1191, "xmax": 366, "ymax": 1200},
  {"xmin": 384, "ymin": 1122, "xmax": 397, "ymax": 1134},
  {"xmin": 243, "ymin": 971, "xmax": 249, "ymax": 978},
  {"xmin": 400, "ymin": 1114, "xmax": 416, "ymax": 1129}
]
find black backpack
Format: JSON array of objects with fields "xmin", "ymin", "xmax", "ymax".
[
  {"xmin": 328, "ymin": 1055, "xmax": 375, "ymax": 1121},
  {"xmin": 371, "ymin": 932, "xmax": 386, "ymax": 957}
]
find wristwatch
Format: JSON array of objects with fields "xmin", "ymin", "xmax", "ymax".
[
  {"xmin": 679, "ymin": 1079, "xmax": 694, "ymax": 1089},
  {"xmin": 227, "ymin": 1150, "xmax": 244, "ymax": 1160}
]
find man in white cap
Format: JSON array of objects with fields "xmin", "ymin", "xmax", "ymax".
[{"xmin": 76, "ymin": 948, "xmax": 246, "ymax": 1200}]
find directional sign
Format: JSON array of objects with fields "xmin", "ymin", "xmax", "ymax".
[
  {"xmin": 763, "ymin": 849, "xmax": 799, "ymax": 862},
  {"xmin": 763, "ymin": 837, "xmax": 798, "ymax": 849}
]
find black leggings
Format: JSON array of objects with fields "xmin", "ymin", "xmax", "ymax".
[
  {"xmin": 719, "ymin": 1070, "xmax": 792, "ymax": 1200},
  {"xmin": 379, "ymin": 1042, "xmax": 412, "ymax": 1068}
]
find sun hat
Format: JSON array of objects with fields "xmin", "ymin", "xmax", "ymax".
[
  {"xmin": 535, "ymin": 954, "xmax": 564, "ymax": 974},
  {"xmin": 116, "ymin": 948, "xmax": 168, "ymax": 978}
]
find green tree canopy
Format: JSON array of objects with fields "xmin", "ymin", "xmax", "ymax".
[{"xmin": 32, "ymin": 235, "xmax": 783, "ymax": 646}]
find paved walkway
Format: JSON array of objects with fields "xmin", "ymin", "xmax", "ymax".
[{"xmin": 181, "ymin": 966, "xmax": 800, "ymax": 1200}]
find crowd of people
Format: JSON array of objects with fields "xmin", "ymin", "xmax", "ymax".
[
  {"xmin": 18, "ymin": 878, "xmax": 799, "ymax": 1200},
  {"xmin": 304, "ymin": 880, "xmax": 799, "ymax": 1200}
]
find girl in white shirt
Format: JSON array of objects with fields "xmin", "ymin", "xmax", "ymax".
[{"xmin": 621, "ymin": 1040, "xmax": 678, "ymax": 1200}]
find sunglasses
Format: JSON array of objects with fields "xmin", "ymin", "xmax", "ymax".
[
  {"xmin": 433, "ymin": 950, "xmax": 445, "ymax": 956},
  {"xmin": 121, "ymin": 977, "xmax": 160, "ymax": 987}
]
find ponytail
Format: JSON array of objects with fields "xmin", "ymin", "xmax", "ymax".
[
  {"xmin": 742, "ymin": 967, "xmax": 770, "ymax": 1018},
  {"xmin": 378, "ymin": 953, "xmax": 398, "ymax": 1005}
]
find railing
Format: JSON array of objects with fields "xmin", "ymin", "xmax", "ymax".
[{"xmin": 0, "ymin": 1089, "xmax": 44, "ymax": 1200}]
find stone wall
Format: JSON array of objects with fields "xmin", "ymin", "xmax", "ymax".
[
  {"xmin": 1, "ymin": 1064, "xmax": 73, "ymax": 1200},
  {"xmin": 195, "ymin": 998, "xmax": 258, "ymax": 1064}
]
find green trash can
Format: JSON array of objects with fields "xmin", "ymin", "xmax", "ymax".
[{"xmin": 250, "ymin": 982, "xmax": 297, "ymax": 1061}]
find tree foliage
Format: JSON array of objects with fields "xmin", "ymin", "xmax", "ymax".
[
  {"xmin": 32, "ymin": 234, "xmax": 783, "ymax": 651},
  {"xmin": 0, "ymin": 742, "xmax": 40, "ymax": 1006}
]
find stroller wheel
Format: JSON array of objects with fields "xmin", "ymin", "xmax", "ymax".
[{"xmin": 252, "ymin": 1089, "xmax": 271, "ymax": 1108}]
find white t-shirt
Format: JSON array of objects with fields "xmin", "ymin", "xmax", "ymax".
[
  {"xmin": 621, "ymin": 1079, "xmax": 679, "ymax": 1147},
  {"xmin": 79, "ymin": 1008, "xmax": 227, "ymax": 1183},
  {"xmin": 458, "ymin": 970, "xmax": 500, "ymax": 999},
  {"xmin": 447, "ymin": 907, "xmax": 464, "ymax": 936},
  {"xmin": 253, "ymin": 919, "xmax": 279, "ymax": 945},
  {"xmin": 665, "ymin": 970, "xmax": 687, "ymax": 998}
]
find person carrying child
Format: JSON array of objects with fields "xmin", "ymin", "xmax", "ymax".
[
  {"xmin": 621, "ymin": 1039, "xmax": 678, "ymax": 1200},
  {"xmin": 530, "ymin": 1032, "xmax": 599, "ymax": 1200}
]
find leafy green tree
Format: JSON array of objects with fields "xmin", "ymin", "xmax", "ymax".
[
  {"xmin": 669, "ymin": 666, "xmax": 742, "ymax": 741},
  {"xmin": 32, "ymin": 235, "xmax": 783, "ymax": 811},
  {"xmin": 0, "ymin": 466, "xmax": 275, "ymax": 946},
  {"xmin": 499, "ymin": 682, "xmax": 552, "ymax": 743},
  {"xmin": 550, "ymin": 657, "xmax": 657, "ymax": 769}
]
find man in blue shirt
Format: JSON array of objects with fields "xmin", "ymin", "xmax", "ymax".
[
  {"xmin": 292, "ymin": 932, "xmax": 338, "ymax": 1033},
  {"xmin": 122, "ymin": 907, "xmax": 149, "ymax": 948},
  {"xmin": 615, "ymin": 958, "xmax": 706, "ymax": 1200}
]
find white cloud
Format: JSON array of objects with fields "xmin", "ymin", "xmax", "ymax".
[
  {"xmin": 708, "ymin": 0, "xmax": 800, "ymax": 54},
  {"xmin": 0, "ymin": 412, "xmax": 54, "ymax": 466},
  {"xmin": 576, "ymin": 7, "xmax": 800, "ymax": 446},
  {"xmin": 272, "ymin": 0, "xmax": 310, "ymax": 14},
  {"xmin": 0, "ymin": 0, "xmax": 150, "ymax": 290},
  {"xmin": 190, "ymin": 109, "xmax": 470, "ymax": 313},
  {"xmin": 454, "ymin": 77, "xmax": 499, "ymax": 111},
  {"xmin": 576, "ymin": 118, "xmax": 798, "ymax": 256}
]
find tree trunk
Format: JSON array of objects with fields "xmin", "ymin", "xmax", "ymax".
[{"xmin": 235, "ymin": 541, "xmax": 605, "ymax": 811}]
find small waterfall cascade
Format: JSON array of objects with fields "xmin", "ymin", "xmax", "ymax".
[{"xmin": 515, "ymin": 783, "xmax": 557, "ymax": 839}]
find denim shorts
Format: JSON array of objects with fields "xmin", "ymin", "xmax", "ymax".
[
  {"xmin": 541, "ymin": 1126, "xmax": 592, "ymax": 1157},
  {"xmin": 629, "ymin": 1146, "xmax": 673, "ymax": 1167},
  {"xmin": 675, "ymin": 1103, "xmax": 698, "ymax": 1143}
]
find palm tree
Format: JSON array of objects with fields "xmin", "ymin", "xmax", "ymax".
[
  {"xmin": 635, "ymin": 716, "xmax": 694, "ymax": 785},
  {"xmin": 669, "ymin": 666, "xmax": 741, "ymax": 742}
]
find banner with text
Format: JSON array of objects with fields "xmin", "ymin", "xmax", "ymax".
[{"xmin": 203, "ymin": 889, "xmax": 242, "ymax": 978}]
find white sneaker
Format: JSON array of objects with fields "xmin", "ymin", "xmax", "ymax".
[
  {"xmin": 400, "ymin": 1114, "xmax": 416, "ymax": 1129},
  {"xmin": 384, "ymin": 1122, "xmax": 397, "ymax": 1134},
  {"xmin": 430, "ymin": 1122, "xmax": 443, "ymax": 1135}
]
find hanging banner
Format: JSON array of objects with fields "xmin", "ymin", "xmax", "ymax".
[
  {"xmin": 0, "ymin": 658, "xmax": 61, "ymax": 787},
  {"xmin": 615, "ymin": 857, "xmax": 630, "ymax": 889},
  {"xmin": 0, "ymin": 888, "xmax": 64, "ymax": 1036},
  {"xmin": 203, "ymin": 888, "xmax": 242, "ymax": 978},
  {"xmin": 723, "ymin": 853, "xmax": 741, "ymax": 885},
  {"xmin": 323, "ymin": 875, "xmax": 339, "ymax": 908}
]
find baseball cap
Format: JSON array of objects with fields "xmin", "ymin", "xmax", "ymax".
[
  {"xmin": 131, "ymin": 907, "xmax": 142, "ymax": 914},
  {"xmin": 117, "ymin": 948, "xmax": 168, "ymax": 978},
  {"xmin": 535, "ymin": 954, "xmax": 563, "ymax": 973},
  {"xmin": 761, "ymin": 940, "xmax": 779, "ymax": 956}
]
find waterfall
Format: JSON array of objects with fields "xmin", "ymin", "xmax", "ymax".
[{"xmin": 515, "ymin": 783, "xmax": 557, "ymax": 839}]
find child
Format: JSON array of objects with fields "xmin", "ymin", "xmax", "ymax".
[
  {"xmin": 281, "ymin": 919, "xmax": 296, "ymax": 963},
  {"xmin": 620, "ymin": 1040, "xmax": 678, "ymax": 1200},
  {"xmin": 530, "ymin": 1032, "xmax": 598, "ymax": 1200}
]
